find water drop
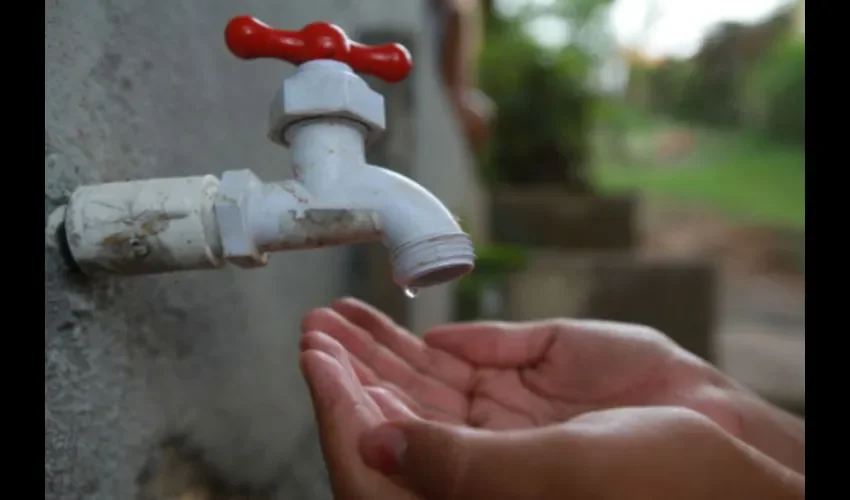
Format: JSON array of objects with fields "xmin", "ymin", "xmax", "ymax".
[{"xmin": 403, "ymin": 287, "xmax": 419, "ymax": 299}]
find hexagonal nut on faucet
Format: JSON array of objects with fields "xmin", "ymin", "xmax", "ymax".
[
  {"xmin": 213, "ymin": 169, "xmax": 269, "ymax": 269},
  {"xmin": 268, "ymin": 60, "xmax": 386, "ymax": 147}
]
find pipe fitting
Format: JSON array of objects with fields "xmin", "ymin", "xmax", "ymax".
[
  {"xmin": 214, "ymin": 169, "xmax": 269, "ymax": 268},
  {"xmin": 215, "ymin": 168, "xmax": 383, "ymax": 268},
  {"xmin": 62, "ymin": 176, "xmax": 225, "ymax": 275},
  {"xmin": 270, "ymin": 60, "xmax": 386, "ymax": 147},
  {"xmin": 391, "ymin": 233, "xmax": 475, "ymax": 289},
  {"xmin": 53, "ymin": 41, "xmax": 475, "ymax": 290}
]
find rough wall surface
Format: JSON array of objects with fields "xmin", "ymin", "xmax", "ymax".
[
  {"xmin": 46, "ymin": 1, "xmax": 483, "ymax": 498},
  {"xmin": 46, "ymin": 1, "xmax": 384, "ymax": 498}
]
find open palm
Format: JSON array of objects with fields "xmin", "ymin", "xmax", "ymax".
[{"xmin": 301, "ymin": 298, "xmax": 742, "ymax": 436}]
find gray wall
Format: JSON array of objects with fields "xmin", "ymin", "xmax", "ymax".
[{"xmin": 45, "ymin": 1, "xmax": 483, "ymax": 498}]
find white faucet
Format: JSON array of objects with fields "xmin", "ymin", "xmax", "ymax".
[{"xmin": 49, "ymin": 17, "xmax": 475, "ymax": 290}]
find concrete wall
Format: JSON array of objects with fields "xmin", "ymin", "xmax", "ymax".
[{"xmin": 45, "ymin": 0, "xmax": 483, "ymax": 498}]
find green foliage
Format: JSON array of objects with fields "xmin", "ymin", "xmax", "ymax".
[
  {"xmin": 680, "ymin": 23, "xmax": 752, "ymax": 127},
  {"xmin": 517, "ymin": 0, "xmax": 614, "ymax": 24},
  {"xmin": 742, "ymin": 38, "xmax": 805, "ymax": 144},
  {"xmin": 455, "ymin": 243, "xmax": 529, "ymax": 320},
  {"xmin": 643, "ymin": 60, "xmax": 698, "ymax": 118},
  {"xmin": 635, "ymin": 8, "xmax": 804, "ymax": 145},
  {"xmin": 477, "ymin": 10, "xmax": 597, "ymax": 188},
  {"xmin": 640, "ymin": 53, "xmax": 742, "ymax": 127},
  {"xmin": 454, "ymin": 214, "xmax": 529, "ymax": 273},
  {"xmin": 469, "ymin": 243, "xmax": 529, "ymax": 275},
  {"xmin": 593, "ymin": 130, "xmax": 805, "ymax": 229}
]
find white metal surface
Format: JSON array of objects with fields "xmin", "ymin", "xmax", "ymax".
[
  {"xmin": 215, "ymin": 116, "xmax": 474, "ymax": 285},
  {"xmin": 63, "ymin": 176, "xmax": 224, "ymax": 275},
  {"xmin": 56, "ymin": 58, "xmax": 475, "ymax": 288},
  {"xmin": 284, "ymin": 118, "xmax": 475, "ymax": 286},
  {"xmin": 270, "ymin": 60, "xmax": 386, "ymax": 147}
]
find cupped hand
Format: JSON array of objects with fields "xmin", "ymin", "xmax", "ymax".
[
  {"xmin": 357, "ymin": 404, "xmax": 804, "ymax": 500},
  {"xmin": 301, "ymin": 297, "xmax": 742, "ymax": 435},
  {"xmin": 299, "ymin": 330, "xmax": 418, "ymax": 500},
  {"xmin": 299, "ymin": 327, "xmax": 804, "ymax": 500}
]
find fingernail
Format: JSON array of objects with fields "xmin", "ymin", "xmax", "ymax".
[{"xmin": 360, "ymin": 424, "xmax": 408, "ymax": 476}]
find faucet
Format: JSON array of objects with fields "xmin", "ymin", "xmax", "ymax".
[{"xmin": 48, "ymin": 16, "xmax": 475, "ymax": 292}]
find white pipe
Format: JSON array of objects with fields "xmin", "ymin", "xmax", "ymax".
[
  {"xmin": 57, "ymin": 118, "xmax": 475, "ymax": 288},
  {"xmin": 60, "ymin": 176, "xmax": 224, "ymax": 275},
  {"xmin": 250, "ymin": 118, "xmax": 474, "ymax": 287},
  {"xmin": 287, "ymin": 118, "xmax": 365, "ymax": 191},
  {"xmin": 341, "ymin": 164, "xmax": 474, "ymax": 287},
  {"xmin": 246, "ymin": 181, "xmax": 382, "ymax": 252}
]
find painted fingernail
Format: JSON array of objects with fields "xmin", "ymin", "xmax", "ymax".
[{"xmin": 360, "ymin": 424, "xmax": 408, "ymax": 476}]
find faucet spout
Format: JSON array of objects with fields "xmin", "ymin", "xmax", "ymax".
[
  {"xmin": 246, "ymin": 180, "xmax": 383, "ymax": 253},
  {"xmin": 287, "ymin": 118, "xmax": 366, "ymax": 190},
  {"xmin": 341, "ymin": 165, "xmax": 475, "ymax": 288},
  {"xmin": 257, "ymin": 118, "xmax": 475, "ymax": 288},
  {"xmin": 51, "ymin": 23, "xmax": 474, "ymax": 289},
  {"xmin": 54, "ymin": 118, "xmax": 475, "ymax": 286}
]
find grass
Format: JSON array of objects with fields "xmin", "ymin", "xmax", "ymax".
[{"xmin": 592, "ymin": 126, "xmax": 805, "ymax": 230}]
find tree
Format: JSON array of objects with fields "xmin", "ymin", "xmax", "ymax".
[{"xmin": 477, "ymin": 0, "xmax": 614, "ymax": 190}]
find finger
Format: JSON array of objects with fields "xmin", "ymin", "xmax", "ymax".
[
  {"xmin": 424, "ymin": 321, "xmax": 556, "ymax": 368},
  {"xmin": 367, "ymin": 386, "xmax": 421, "ymax": 422},
  {"xmin": 303, "ymin": 307, "xmax": 468, "ymax": 422},
  {"xmin": 300, "ymin": 350, "xmax": 385, "ymax": 498},
  {"xmin": 332, "ymin": 297, "xmax": 474, "ymax": 391},
  {"xmin": 301, "ymin": 329, "xmax": 381, "ymax": 387},
  {"xmin": 368, "ymin": 381, "xmax": 474, "ymax": 426},
  {"xmin": 300, "ymin": 350, "xmax": 374, "ymax": 460},
  {"xmin": 372, "ymin": 382, "xmax": 424, "ymax": 417},
  {"xmin": 301, "ymin": 349, "xmax": 371, "ymax": 427},
  {"xmin": 301, "ymin": 331, "xmax": 384, "ymax": 417},
  {"xmin": 374, "ymin": 380, "xmax": 466, "ymax": 424},
  {"xmin": 350, "ymin": 359, "xmax": 381, "ymax": 387},
  {"xmin": 303, "ymin": 308, "xmax": 418, "ymax": 389},
  {"xmin": 332, "ymin": 297, "xmax": 426, "ymax": 364}
]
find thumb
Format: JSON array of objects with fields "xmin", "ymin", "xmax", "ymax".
[{"xmin": 359, "ymin": 420, "xmax": 575, "ymax": 500}]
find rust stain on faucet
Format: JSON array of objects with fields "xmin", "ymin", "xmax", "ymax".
[
  {"xmin": 96, "ymin": 211, "xmax": 190, "ymax": 272},
  {"xmin": 263, "ymin": 208, "xmax": 381, "ymax": 252}
]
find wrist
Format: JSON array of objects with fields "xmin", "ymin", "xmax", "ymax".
[
  {"xmin": 729, "ymin": 390, "xmax": 805, "ymax": 474},
  {"xmin": 667, "ymin": 355, "xmax": 803, "ymax": 474},
  {"xmin": 689, "ymin": 354, "xmax": 805, "ymax": 474}
]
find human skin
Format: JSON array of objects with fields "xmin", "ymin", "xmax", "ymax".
[
  {"xmin": 434, "ymin": 0, "xmax": 492, "ymax": 151},
  {"xmin": 301, "ymin": 298, "xmax": 805, "ymax": 474},
  {"xmin": 299, "ymin": 324, "xmax": 804, "ymax": 499}
]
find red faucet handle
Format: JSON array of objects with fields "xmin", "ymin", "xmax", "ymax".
[{"xmin": 224, "ymin": 16, "xmax": 413, "ymax": 83}]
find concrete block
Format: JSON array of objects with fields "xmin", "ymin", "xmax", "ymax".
[
  {"xmin": 491, "ymin": 189, "xmax": 639, "ymax": 252},
  {"xmin": 583, "ymin": 256, "xmax": 718, "ymax": 363},
  {"xmin": 506, "ymin": 251, "xmax": 718, "ymax": 362}
]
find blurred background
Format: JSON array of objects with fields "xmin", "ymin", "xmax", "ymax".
[
  {"xmin": 452, "ymin": 0, "xmax": 804, "ymax": 417},
  {"xmin": 45, "ymin": 0, "xmax": 803, "ymax": 498}
]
